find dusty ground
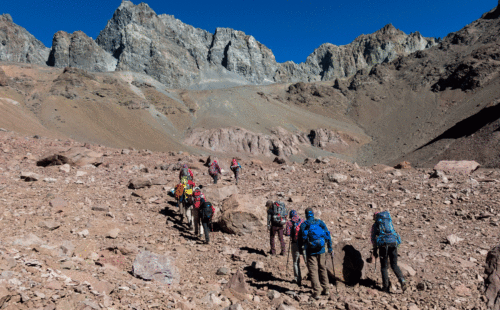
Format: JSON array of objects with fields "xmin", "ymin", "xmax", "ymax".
[{"xmin": 0, "ymin": 130, "xmax": 498, "ymax": 310}]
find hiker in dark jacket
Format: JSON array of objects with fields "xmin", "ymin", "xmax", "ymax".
[
  {"xmin": 284, "ymin": 210, "xmax": 306, "ymax": 286},
  {"xmin": 298, "ymin": 207, "xmax": 333, "ymax": 300},
  {"xmin": 209, "ymin": 160, "xmax": 222, "ymax": 184},
  {"xmin": 267, "ymin": 200, "xmax": 286, "ymax": 256},
  {"xmin": 179, "ymin": 164, "xmax": 194, "ymax": 181},
  {"xmin": 200, "ymin": 201, "xmax": 214, "ymax": 244},
  {"xmin": 230, "ymin": 158, "xmax": 242, "ymax": 185},
  {"xmin": 370, "ymin": 211, "xmax": 407, "ymax": 293}
]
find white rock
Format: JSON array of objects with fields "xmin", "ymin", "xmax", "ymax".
[
  {"xmin": 77, "ymin": 229, "xmax": 89, "ymax": 238},
  {"xmin": 59, "ymin": 164, "xmax": 71, "ymax": 173}
]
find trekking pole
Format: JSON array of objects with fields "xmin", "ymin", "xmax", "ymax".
[{"xmin": 331, "ymin": 253, "xmax": 338, "ymax": 294}]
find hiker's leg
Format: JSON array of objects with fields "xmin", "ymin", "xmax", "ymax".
[
  {"xmin": 186, "ymin": 206, "xmax": 193, "ymax": 228},
  {"xmin": 214, "ymin": 174, "xmax": 218, "ymax": 184},
  {"xmin": 269, "ymin": 226, "xmax": 277, "ymax": 255},
  {"xmin": 278, "ymin": 226, "xmax": 286, "ymax": 255},
  {"xmin": 388, "ymin": 245, "xmax": 405, "ymax": 284},
  {"xmin": 307, "ymin": 254, "xmax": 321, "ymax": 296},
  {"xmin": 193, "ymin": 209, "xmax": 200, "ymax": 235},
  {"xmin": 379, "ymin": 246, "xmax": 390, "ymax": 290},
  {"xmin": 318, "ymin": 252, "xmax": 329, "ymax": 292},
  {"xmin": 291, "ymin": 243, "xmax": 301, "ymax": 283},
  {"xmin": 198, "ymin": 210, "xmax": 204, "ymax": 236},
  {"xmin": 202, "ymin": 221, "xmax": 210, "ymax": 243}
]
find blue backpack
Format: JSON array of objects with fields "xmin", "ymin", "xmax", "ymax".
[
  {"xmin": 305, "ymin": 219, "xmax": 327, "ymax": 252},
  {"xmin": 375, "ymin": 211, "xmax": 401, "ymax": 247}
]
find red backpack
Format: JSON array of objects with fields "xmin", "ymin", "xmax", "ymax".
[
  {"xmin": 192, "ymin": 189, "xmax": 205, "ymax": 209},
  {"xmin": 292, "ymin": 219, "xmax": 305, "ymax": 240}
]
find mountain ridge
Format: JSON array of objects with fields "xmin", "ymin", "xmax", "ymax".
[{"xmin": 0, "ymin": 1, "xmax": 437, "ymax": 89}]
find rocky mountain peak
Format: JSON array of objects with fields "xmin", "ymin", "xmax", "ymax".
[
  {"xmin": 0, "ymin": 13, "xmax": 49, "ymax": 65},
  {"xmin": 0, "ymin": 14, "xmax": 13, "ymax": 23}
]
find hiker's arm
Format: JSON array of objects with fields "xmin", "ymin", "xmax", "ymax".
[
  {"xmin": 267, "ymin": 211, "xmax": 271, "ymax": 229},
  {"xmin": 298, "ymin": 223, "xmax": 305, "ymax": 252},
  {"xmin": 370, "ymin": 224, "xmax": 377, "ymax": 249}
]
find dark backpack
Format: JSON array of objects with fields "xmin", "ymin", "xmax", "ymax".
[
  {"xmin": 192, "ymin": 189, "xmax": 205, "ymax": 209},
  {"xmin": 305, "ymin": 219, "xmax": 327, "ymax": 252},
  {"xmin": 374, "ymin": 211, "xmax": 401, "ymax": 247},
  {"xmin": 272, "ymin": 202, "xmax": 287, "ymax": 226},
  {"xmin": 201, "ymin": 202, "xmax": 214, "ymax": 221}
]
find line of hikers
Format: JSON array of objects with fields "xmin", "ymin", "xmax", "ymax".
[
  {"xmin": 267, "ymin": 201, "xmax": 407, "ymax": 299},
  {"xmin": 172, "ymin": 160, "xmax": 406, "ymax": 298},
  {"xmin": 172, "ymin": 158, "xmax": 241, "ymax": 244}
]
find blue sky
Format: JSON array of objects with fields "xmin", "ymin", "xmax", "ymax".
[{"xmin": 1, "ymin": 0, "xmax": 496, "ymax": 63}]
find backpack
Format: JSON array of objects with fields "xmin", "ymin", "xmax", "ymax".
[
  {"xmin": 209, "ymin": 162, "xmax": 218, "ymax": 176},
  {"xmin": 174, "ymin": 183, "xmax": 185, "ymax": 199},
  {"xmin": 272, "ymin": 202, "xmax": 287, "ymax": 226},
  {"xmin": 180, "ymin": 167, "xmax": 189, "ymax": 177},
  {"xmin": 305, "ymin": 219, "xmax": 327, "ymax": 252},
  {"xmin": 231, "ymin": 161, "xmax": 241, "ymax": 171},
  {"xmin": 374, "ymin": 211, "xmax": 401, "ymax": 247},
  {"xmin": 201, "ymin": 202, "xmax": 214, "ymax": 221},
  {"xmin": 192, "ymin": 189, "xmax": 205, "ymax": 209}
]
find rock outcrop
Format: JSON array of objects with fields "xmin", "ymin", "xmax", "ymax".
[
  {"xmin": 0, "ymin": 14, "xmax": 50, "ymax": 65},
  {"xmin": 47, "ymin": 31, "xmax": 117, "ymax": 72},
  {"xmin": 184, "ymin": 126, "xmax": 350, "ymax": 157}
]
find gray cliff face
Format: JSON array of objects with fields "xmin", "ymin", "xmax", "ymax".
[
  {"xmin": 48, "ymin": 31, "xmax": 117, "ymax": 72},
  {"xmin": 274, "ymin": 24, "xmax": 438, "ymax": 83},
  {"xmin": 0, "ymin": 14, "xmax": 50, "ymax": 65}
]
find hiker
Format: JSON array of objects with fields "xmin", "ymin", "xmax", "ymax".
[
  {"xmin": 180, "ymin": 179, "xmax": 196, "ymax": 227},
  {"xmin": 298, "ymin": 207, "xmax": 333, "ymax": 300},
  {"xmin": 190, "ymin": 187, "xmax": 206, "ymax": 238},
  {"xmin": 179, "ymin": 164, "xmax": 194, "ymax": 181},
  {"xmin": 284, "ymin": 209, "xmax": 306, "ymax": 286},
  {"xmin": 208, "ymin": 160, "xmax": 222, "ymax": 184},
  {"xmin": 230, "ymin": 158, "xmax": 242, "ymax": 185},
  {"xmin": 200, "ymin": 201, "xmax": 215, "ymax": 244},
  {"xmin": 370, "ymin": 211, "xmax": 407, "ymax": 293},
  {"xmin": 266, "ymin": 200, "xmax": 287, "ymax": 256}
]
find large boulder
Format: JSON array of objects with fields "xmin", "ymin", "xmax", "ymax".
[
  {"xmin": 326, "ymin": 242, "xmax": 366, "ymax": 285},
  {"xmin": 485, "ymin": 244, "xmax": 500, "ymax": 309},
  {"xmin": 203, "ymin": 185, "xmax": 238, "ymax": 203},
  {"xmin": 37, "ymin": 147, "xmax": 103, "ymax": 167},
  {"xmin": 218, "ymin": 194, "xmax": 266, "ymax": 235},
  {"xmin": 132, "ymin": 251, "xmax": 179, "ymax": 285},
  {"xmin": 433, "ymin": 160, "xmax": 480, "ymax": 175}
]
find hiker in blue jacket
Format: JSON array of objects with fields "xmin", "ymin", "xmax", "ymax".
[
  {"xmin": 370, "ymin": 211, "xmax": 407, "ymax": 293},
  {"xmin": 298, "ymin": 207, "xmax": 333, "ymax": 300}
]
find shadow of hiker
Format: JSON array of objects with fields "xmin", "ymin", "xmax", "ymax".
[
  {"xmin": 242, "ymin": 266, "xmax": 291, "ymax": 292},
  {"xmin": 327, "ymin": 242, "xmax": 367, "ymax": 287},
  {"xmin": 240, "ymin": 246, "xmax": 266, "ymax": 256},
  {"xmin": 180, "ymin": 232, "xmax": 201, "ymax": 242}
]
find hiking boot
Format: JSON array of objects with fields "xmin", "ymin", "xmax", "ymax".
[
  {"xmin": 279, "ymin": 252, "xmax": 286, "ymax": 256},
  {"xmin": 382, "ymin": 286, "xmax": 390, "ymax": 293},
  {"xmin": 321, "ymin": 289, "xmax": 330, "ymax": 296},
  {"xmin": 401, "ymin": 280, "xmax": 408, "ymax": 293},
  {"xmin": 312, "ymin": 293, "xmax": 321, "ymax": 300}
]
